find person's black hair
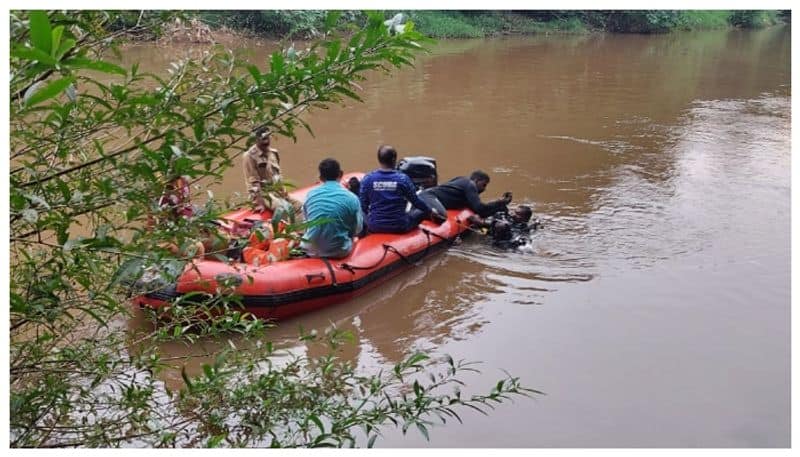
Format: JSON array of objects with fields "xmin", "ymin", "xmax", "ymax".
[
  {"xmin": 347, "ymin": 176, "xmax": 361, "ymax": 195},
  {"xmin": 319, "ymin": 158, "xmax": 342, "ymax": 181},
  {"xmin": 470, "ymin": 170, "xmax": 490, "ymax": 183},
  {"xmin": 517, "ymin": 205, "xmax": 532, "ymax": 222},
  {"xmin": 377, "ymin": 145, "xmax": 397, "ymax": 167},
  {"xmin": 254, "ymin": 126, "xmax": 271, "ymax": 140}
]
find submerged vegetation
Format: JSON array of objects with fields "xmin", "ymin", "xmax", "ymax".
[
  {"xmin": 196, "ymin": 10, "xmax": 788, "ymax": 39},
  {"xmin": 10, "ymin": 10, "xmax": 537, "ymax": 447}
]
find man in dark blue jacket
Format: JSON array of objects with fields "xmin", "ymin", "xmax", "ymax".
[
  {"xmin": 360, "ymin": 145, "xmax": 442, "ymax": 233},
  {"xmin": 420, "ymin": 170, "xmax": 512, "ymax": 218}
]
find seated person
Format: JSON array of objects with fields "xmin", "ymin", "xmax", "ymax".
[
  {"xmin": 420, "ymin": 170, "xmax": 512, "ymax": 219},
  {"xmin": 159, "ymin": 175, "xmax": 194, "ymax": 219},
  {"xmin": 359, "ymin": 145, "xmax": 443, "ymax": 234},
  {"xmin": 147, "ymin": 175, "xmax": 195, "ymax": 230},
  {"xmin": 301, "ymin": 158, "xmax": 363, "ymax": 259}
]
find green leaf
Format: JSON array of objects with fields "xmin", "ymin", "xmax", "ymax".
[
  {"xmin": 75, "ymin": 305, "xmax": 108, "ymax": 327},
  {"xmin": 24, "ymin": 76, "xmax": 75, "ymax": 107},
  {"xmin": 54, "ymin": 38, "xmax": 76, "ymax": 61},
  {"xmin": 206, "ymin": 434, "xmax": 226, "ymax": 448},
  {"xmin": 50, "ymin": 25, "xmax": 64, "ymax": 58},
  {"xmin": 270, "ymin": 52, "xmax": 285, "ymax": 74},
  {"xmin": 246, "ymin": 64, "xmax": 261, "ymax": 83},
  {"xmin": 416, "ymin": 423, "xmax": 430, "ymax": 441},
  {"xmin": 63, "ymin": 238, "xmax": 84, "ymax": 252},
  {"xmin": 324, "ymin": 11, "xmax": 342, "ymax": 32},
  {"xmin": 332, "ymin": 85, "xmax": 363, "ymax": 102},
  {"xmin": 407, "ymin": 352, "xmax": 429, "ymax": 366},
  {"xmin": 367, "ymin": 434, "xmax": 378, "ymax": 448},
  {"xmin": 308, "ymin": 414, "xmax": 325, "ymax": 434},
  {"xmin": 109, "ymin": 258, "xmax": 145, "ymax": 288},
  {"xmin": 11, "ymin": 45, "xmax": 57, "ymax": 65},
  {"xmin": 63, "ymin": 57, "xmax": 127, "ymax": 76},
  {"xmin": 28, "ymin": 11, "xmax": 53, "ymax": 55}
]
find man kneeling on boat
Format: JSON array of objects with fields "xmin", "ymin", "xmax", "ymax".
[
  {"xmin": 359, "ymin": 145, "xmax": 444, "ymax": 234},
  {"xmin": 419, "ymin": 170, "xmax": 512, "ymax": 219},
  {"xmin": 300, "ymin": 158, "xmax": 363, "ymax": 259}
]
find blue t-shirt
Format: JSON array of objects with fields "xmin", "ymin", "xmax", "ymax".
[
  {"xmin": 359, "ymin": 169, "xmax": 431, "ymax": 231},
  {"xmin": 301, "ymin": 181, "xmax": 363, "ymax": 258}
]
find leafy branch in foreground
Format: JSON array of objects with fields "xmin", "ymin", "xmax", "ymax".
[
  {"xmin": 165, "ymin": 329, "xmax": 540, "ymax": 448},
  {"xmin": 10, "ymin": 10, "xmax": 536, "ymax": 447}
]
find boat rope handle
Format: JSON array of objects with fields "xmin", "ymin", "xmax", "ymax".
[
  {"xmin": 320, "ymin": 257, "xmax": 337, "ymax": 286},
  {"xmin": 421, "ymin": 228, "xmax": 432, "ymax": 257},
  {"xmin": 385, "ymin": 244, "xmax": 414, "ymax": 265},
  {"xmin": 340, "ymin": 243, "xmax": 411, "ymax": 274},
  {"xmin": 340, "ymin": 244, "xmax": 391, "ymax": 273},
  {"xmin": 421, "ymin": 227, "xmax": 456, "ymax": 246},
  {"xmin": 305, "ymin": 273, "xmax": 326, "ymax": 284}
]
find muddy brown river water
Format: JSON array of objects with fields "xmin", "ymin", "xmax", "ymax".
[{"xmin": 125, "ymin": 25, "xmax": 790, "ymax": 447}]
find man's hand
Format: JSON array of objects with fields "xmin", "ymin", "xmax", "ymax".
[
  {"xmin": 502, "ymin": 191, "xmax": 513, "ymax": 204},
  {"xmin": 467, "ymin": 214, "xmax": 484, "ymax": 226},
  {"xmin": 431, "ymin": 209, "xmax": 447, "ymax": 223},
  {"xmin": 252, "ymin": 194, "xmax": 269, "ymax": 213}
]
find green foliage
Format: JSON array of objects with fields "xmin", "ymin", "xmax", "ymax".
[
  {"xmin": 10, "ymin": 10, "xmax": 533, "ymax": 447},
  {"xmin": 729, "ymin": 10, "xmax": 780, "ymax": 28},
  {"xmin": 678, "ymin": 11, "xmax": 732, "ymax": 30},
  {"xmin": 197, "ymin": 10, "xmax": 366, "ymax": 39},
  {"xmin": 405, "ymin": 10, "xmax": 587, "ymax": 38},
  {"xmin": 601, "ymin": 10, "xmax": 779, "ymax": 33},
  {"xmin": 407, "ymin": 11, "xmax": 486, "ymax": 38}
]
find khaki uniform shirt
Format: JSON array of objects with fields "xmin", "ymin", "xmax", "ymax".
[
  {"xmin": 243, "ymin": 144, "xmax": 282, "ymax": 199},
  {"xmin": 242, "ymin": 144, "xmax": 303, "ymax": 216}
]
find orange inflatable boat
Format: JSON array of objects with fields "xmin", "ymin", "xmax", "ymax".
[{"xmin": 133, "ymin": 173, "xmax": 475, "ymax": 320}]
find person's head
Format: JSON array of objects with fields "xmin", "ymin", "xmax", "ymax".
[
  {"xmin": 347, "ymin": 176, "xmax": 361, "ymax": 195},
  {"xmin": 254, "ymin": 127, "xmax": 272, "ymax": 150},
  {"xmin": 511, "ymin": 205, "xmax": 532, "ymax": 224},
  {"xmin": 492, "ymin": 220, "xmax": 512, "ymax": 241},
  {"xmin": 469, "ymin": 170, "xmax": 490, "ymax": 193},
  {"xmin": 377, "ymin": 145, "xmax": 397, "ymax": 168},
  {"xmin": 319, "ymin": 158, "xmax": 343, "ymax": 181},
  {"xmin": 165, "ymin": 176, "xmax": 184, "ymax": 192}
]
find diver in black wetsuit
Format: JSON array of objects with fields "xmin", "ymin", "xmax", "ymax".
[{"xmin": 468, "ymin": 205, "xmax": 542, "ymax": 249}]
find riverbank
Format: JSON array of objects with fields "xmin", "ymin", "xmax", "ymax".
[{"xmin": 194, "ymin": 10, "xmax": 789, "ymax": 40}]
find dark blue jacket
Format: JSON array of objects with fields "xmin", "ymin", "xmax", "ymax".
[{"xmin": 359, "ymin": 169, "xmax": 431, "ymax": 231}]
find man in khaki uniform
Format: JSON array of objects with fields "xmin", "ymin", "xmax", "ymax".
[{"xmin": 243, "ymin": 128, "xmax": 299, "ymax": 215}]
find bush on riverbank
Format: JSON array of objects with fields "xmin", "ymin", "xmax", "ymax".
[
  {"xmin": 198, "ymin": 10, "xmax": 365, "ymax": 39},
  {"xmin": 195, "ymin": 10, "xmax": 787, "ymax": 39}
]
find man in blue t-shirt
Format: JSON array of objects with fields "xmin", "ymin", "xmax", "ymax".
[
  {"xmin": 301, "ymin": 158, "xmax": 363, "ymax": 258},
  {"xmin": 359, "ymin": 145, "xmax": 442, "ymax": 234}
]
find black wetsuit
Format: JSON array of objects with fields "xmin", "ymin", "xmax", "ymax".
[{"xmin": 485, "ymin": 213, "xmax": 540, "ymax": 250}]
